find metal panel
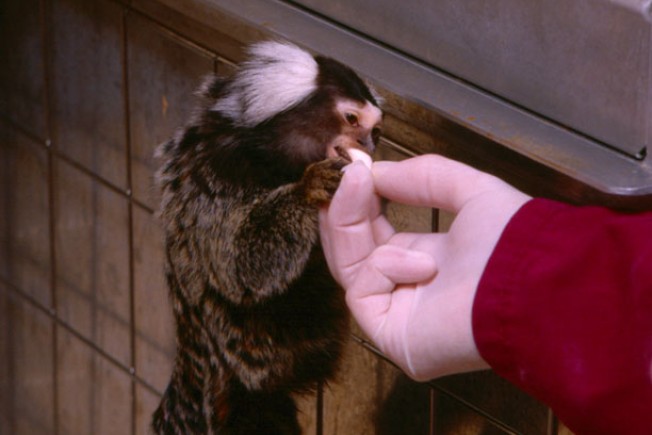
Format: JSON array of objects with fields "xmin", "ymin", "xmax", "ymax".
[{"xmin": 294, "ymin": 0, "xmax": 651, "ymax": 160}]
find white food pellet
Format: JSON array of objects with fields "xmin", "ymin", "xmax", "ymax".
[{"xmin": 347, "ymin": 148, "xmax": 372, "ymax": 169}]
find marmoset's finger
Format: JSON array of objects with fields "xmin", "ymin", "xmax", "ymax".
[
  {"xmin": 320, "ymin": 161, "xmax": 380, "ymax": 286},
  {"xmin": 346, "ymin": 245, "xmax": 437, "ymax": 339},
  {"xmin": 372, "ymin": 155, "xmax": 508, "ymax": 214}
]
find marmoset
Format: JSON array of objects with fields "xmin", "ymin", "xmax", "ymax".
[{"xmin": 152, "ymin": 41, "xmax": 382, "ymax": 434}]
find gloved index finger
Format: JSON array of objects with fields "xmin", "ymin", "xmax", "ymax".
[
  {"xmin": 320, "ymin": 161, "xmax": 381, "ymax": 287},
  {"xmin": 372, "ymin": 155, "xmax": 501, "ymax": 214}
]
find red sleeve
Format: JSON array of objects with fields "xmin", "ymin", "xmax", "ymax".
[{"xmin": 473, "ymin": 198, "xmax": 652, "ymax": 435}]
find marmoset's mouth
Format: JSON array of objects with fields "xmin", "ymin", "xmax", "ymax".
[
  {"xmin": 332, "ymin": 145, "xmax": 353, "ymax": 162},
  {"xmin": 327, "ymin": 138, "xmax": 371, "ymax": 160},
  {"xmin": 330, "ymin": 145, "xmax": 373, "ymax": 169}
]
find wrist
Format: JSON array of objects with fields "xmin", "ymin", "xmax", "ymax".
[{"xmin": 405, "ymin": 282, "xmax": 489, "ymax": 381}]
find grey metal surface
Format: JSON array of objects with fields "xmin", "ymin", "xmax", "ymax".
[
  {"xmin": 294, "ymin": 0, "xmax": 652, "ymax": 160},
  {"xmin": 167, "ymin": 0, "xmax": 652, "ymax": 196}
]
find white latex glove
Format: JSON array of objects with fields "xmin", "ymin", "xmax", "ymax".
[{"xmin": 319, "ymin": 154, "xmax": 531, "ymax": 380}]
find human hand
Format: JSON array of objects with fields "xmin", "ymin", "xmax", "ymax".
[{"xmin": 319, "ymin": 155, "xmax": 531, "ymax": 380}]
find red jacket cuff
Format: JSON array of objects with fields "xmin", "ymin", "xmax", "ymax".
[{"xmin": 473, "ymin": 198, "xmax": 652, "ymax": 434}]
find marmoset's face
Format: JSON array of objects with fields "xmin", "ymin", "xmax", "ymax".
[{"xmin": 326, "ymin": 99, "xmax": 382, "ymax": 159}]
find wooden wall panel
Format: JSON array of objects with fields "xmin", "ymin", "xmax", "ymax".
[
  {"xmin": 0, "ymin": 0, "xmax": 47, "ymax": 139},
  {"xmin": 0, "ymin": 290, "xmax": 55, "ymax": 434},
  {"xmin": 50, "ymin": 0, "xmax": 127, "ymax": 188},
  {"xmin": 127, "ymin": 12, "xmax": 215, "ymax": 210}
]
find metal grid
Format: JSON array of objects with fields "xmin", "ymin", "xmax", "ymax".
[{"xmin": 1, "ymin": 0, "xmax": 563, "ymax": 433}]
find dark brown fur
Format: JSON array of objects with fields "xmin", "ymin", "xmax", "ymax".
[{"xmin": 152, "ymin": 45, "xmax": 379, "ymax": 434}]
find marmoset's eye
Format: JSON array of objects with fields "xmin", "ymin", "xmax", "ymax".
[{"xmin": 345, "ymin": 113, "xmax": 359, "ymax": 127}]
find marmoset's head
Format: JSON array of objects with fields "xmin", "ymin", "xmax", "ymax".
[{"xmin": 208, "ymin": 40, "xmax": 383, "ymax": 165}]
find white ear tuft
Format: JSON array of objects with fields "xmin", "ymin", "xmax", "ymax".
[{"xmin": 212, "ymin": 41, "xmax": 319, "ymax": 126}]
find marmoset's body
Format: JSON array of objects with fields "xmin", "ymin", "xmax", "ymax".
[{"xmin": 152, "ymin": 41, "xmax": 382, "ymax": 434}]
